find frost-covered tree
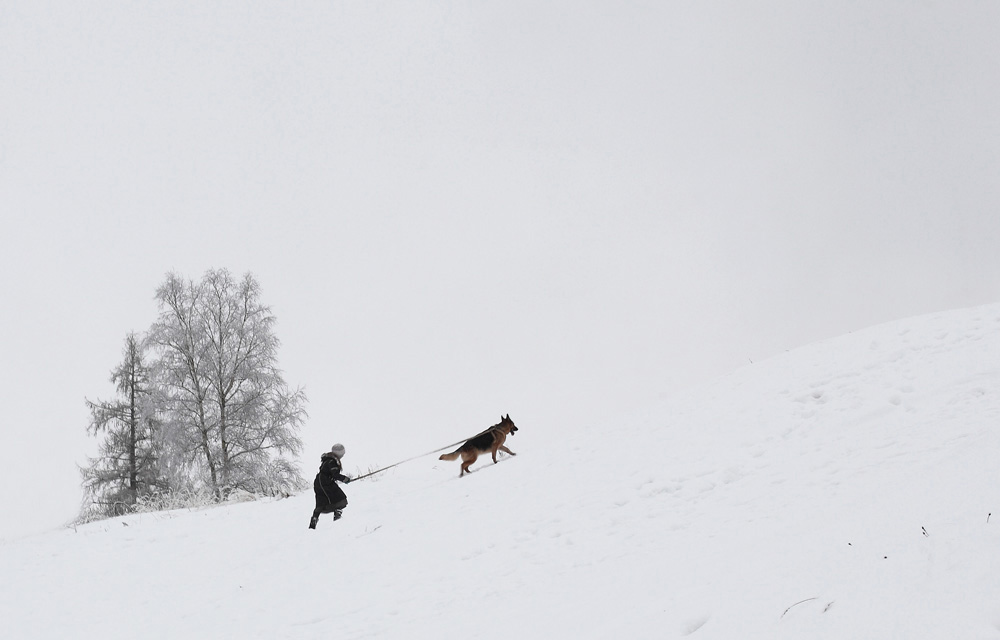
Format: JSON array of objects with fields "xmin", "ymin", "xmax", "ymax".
[
  {"xmin": 146, "ymin": 272, "xmax": 213, "ymax": 492},
  {"xmin": 147, "ymin": 269, "xmax": 306, "ymax": 497},
  {"xmin": 81, "ymin": 333, "xmax": 167, "ymax": 516}
]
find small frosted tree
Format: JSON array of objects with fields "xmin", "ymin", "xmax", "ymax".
[
  {"xmin": 81, "ymin": 333, "xmax": 167, "ymax": 516},
  {"xmin": 147, "ymin": 269, "xmax": 306, "ymax": 497}
]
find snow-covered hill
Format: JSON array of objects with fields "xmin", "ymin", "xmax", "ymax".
[{"xmin": 4, "ymin": 304, "xmax": 1000, "ymax": 639}]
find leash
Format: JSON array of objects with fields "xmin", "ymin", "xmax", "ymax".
[{"xmin": 348, "ymin": 437, "xmax": 470, "ymax": 482}]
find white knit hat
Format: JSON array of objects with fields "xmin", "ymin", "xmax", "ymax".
[{"xmin": 330, "ymin": 444, "xmax": 346, "ymax": 459}]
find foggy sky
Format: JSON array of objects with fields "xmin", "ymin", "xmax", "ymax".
[{"xmin": 2, "ymin": 1, "xmax": 999, "ymax": 538}]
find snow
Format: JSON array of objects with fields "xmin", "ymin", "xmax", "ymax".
[{"xmin": 4, "ymin": 303, "xmax": 1000, "ymax": 639}]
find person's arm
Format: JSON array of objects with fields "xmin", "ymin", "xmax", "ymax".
[{"xmin": 325, "ymin": 459, "xmax": 351, "ymax": 483}]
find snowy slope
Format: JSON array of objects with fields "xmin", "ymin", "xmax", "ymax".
[{"xmin": 3, "ymin": 304, "xmax": 1000, "ymax": 639}]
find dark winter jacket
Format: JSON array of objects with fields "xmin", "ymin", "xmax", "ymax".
[{"xmin": 313, "ymin": 452, "xmax": 349, "ymax": 512}]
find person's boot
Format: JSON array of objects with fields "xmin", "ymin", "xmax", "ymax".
[
  {"xmin": 333, "ymin": 509, "xmax": 343, "ymax": 521},
  {"xmin": 309, "ymin": 512, "xmax": 320, "ymax": 529}
]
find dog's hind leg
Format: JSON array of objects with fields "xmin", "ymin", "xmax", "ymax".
[{"xmin": 460, "ymin": 453, "xmax": 478, "ymax": 477}]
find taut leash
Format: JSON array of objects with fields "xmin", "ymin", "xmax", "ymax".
[{"xmin": 349, "ymin": 438, "xmax": 468, "ymax": 482}]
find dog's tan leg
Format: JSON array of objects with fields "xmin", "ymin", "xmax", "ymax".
[
  {"xmin": 460, "ymin": 453, "xmax": 477, "ymax": 476},
  {"xmin": 499, "ymin": 445, "xmax": 516, "ymax": 457}
]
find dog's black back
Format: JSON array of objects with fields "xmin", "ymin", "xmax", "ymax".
[{"xmin": 463, "ymin": 416, "xmax": 517, "ymax": 452}]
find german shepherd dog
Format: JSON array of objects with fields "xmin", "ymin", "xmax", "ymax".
[{"xmin": 439, "ymin": 414, "xmax": 518, "ymax": 477}]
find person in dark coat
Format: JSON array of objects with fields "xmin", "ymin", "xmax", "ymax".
[{"xmin": 308, "ymin": 444, "xmax": 352, "ymax": 529}]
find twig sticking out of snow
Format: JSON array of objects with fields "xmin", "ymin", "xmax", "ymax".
[{"xmin": 780, "ymin": 597, "xmax": 818, "ymax": 619}]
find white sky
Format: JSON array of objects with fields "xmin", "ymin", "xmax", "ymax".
[{"xmin": 2, "ymin": 1, "xmax": 999, "ymax": 538}]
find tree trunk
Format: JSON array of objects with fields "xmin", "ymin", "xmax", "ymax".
[{"xmin": 128, "ymin": 362, "xmax": 138, "ymax": 504}]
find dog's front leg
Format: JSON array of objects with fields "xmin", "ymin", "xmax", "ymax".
[{"xmin": 499, "ymin": 445, "xmax": 516, "ymax": 457}]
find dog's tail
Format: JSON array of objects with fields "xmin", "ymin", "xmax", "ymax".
[{"xmin": 438, "ymin": 449, "xmax": 461, "ymax": 461}]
